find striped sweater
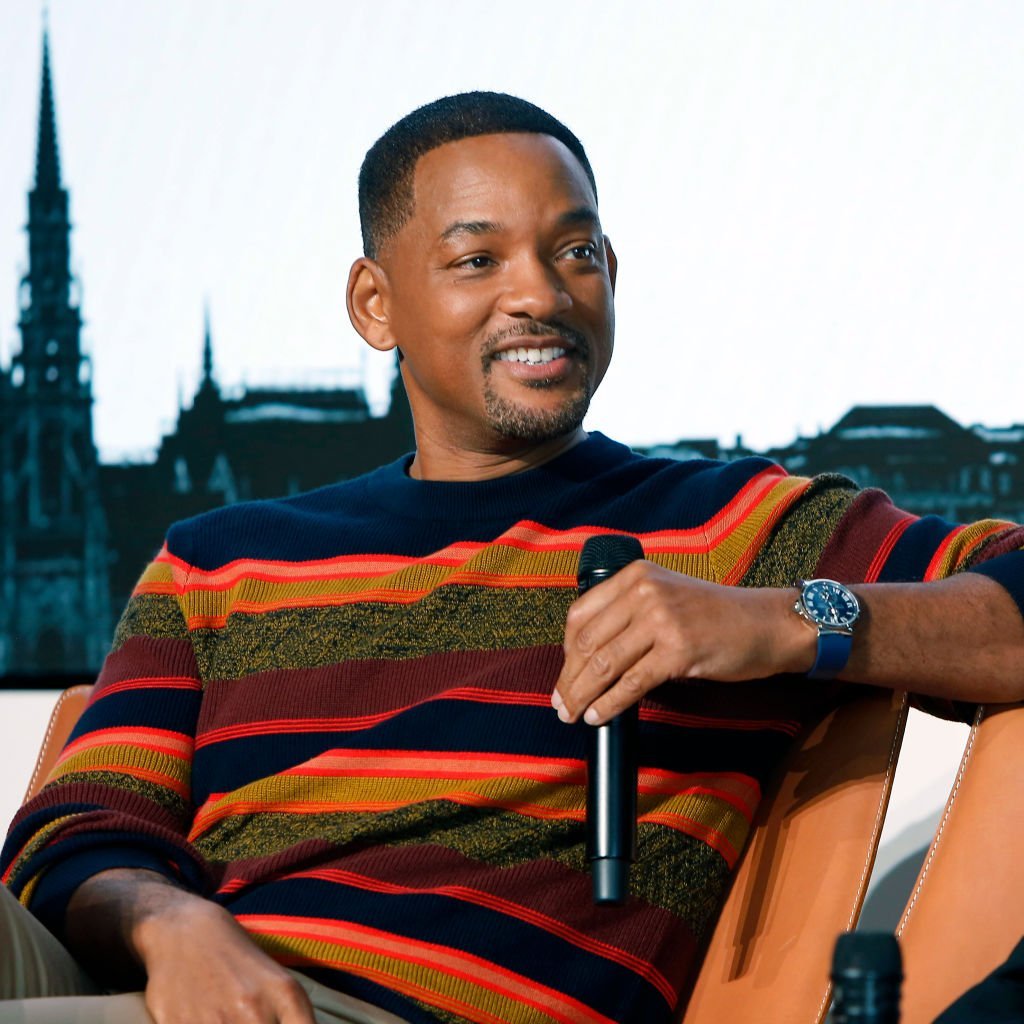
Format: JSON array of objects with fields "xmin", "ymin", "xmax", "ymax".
[{"xmin": 4, "ymin": 433, "xmax": 1023, "ymax": 1024}]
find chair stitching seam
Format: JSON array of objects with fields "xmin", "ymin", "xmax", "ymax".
[
  {"xmin": 814, "ymin": 692, "xmax": 908, "ymax": 1024},
  {"xmin": 895, "ymin": 703, "xmax": 985, "ymax": 938},
  {"xmin": 26, "ymin": 687, "xmax": 75, "ymax": 798}
]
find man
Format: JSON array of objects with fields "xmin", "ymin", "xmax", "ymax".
[{"xmin": 2, "ymin": 92, "xmax": 1022, "ymax": 1024}]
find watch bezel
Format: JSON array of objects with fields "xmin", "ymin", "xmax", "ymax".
[{"xmin": 795, "ymin": 578, "xmax": 861, "ymax": 634}]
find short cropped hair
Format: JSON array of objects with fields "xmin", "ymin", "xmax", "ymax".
[{"xmin": 358, "ymin": 91, "xmax": 597, "ymax": 259}]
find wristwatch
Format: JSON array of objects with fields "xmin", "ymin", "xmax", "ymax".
[{"xmin": 794, "ymin": 578, "xmax": 861, "ymax": 680}]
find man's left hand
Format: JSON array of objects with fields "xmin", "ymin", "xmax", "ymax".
[{"xmin": 552, "ymin": 562, "xmax": 813, "ymax": 724}]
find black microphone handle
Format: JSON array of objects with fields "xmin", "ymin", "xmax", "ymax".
[
  {"xmin": 577, "ymin": 534, "xmax": 644, "ymax": 906},
  {"xmin": 587, "ymin": 704, "xmax": 638, "ymax": 904}
]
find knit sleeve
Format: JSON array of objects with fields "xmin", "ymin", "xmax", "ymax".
[
  {"xmin": 0, "ymin": 542, "xmax": 212, "ymax": 936},
  {"xmin": 747, "ymin": 480, "xmax": 1024, "ymax": 722}
]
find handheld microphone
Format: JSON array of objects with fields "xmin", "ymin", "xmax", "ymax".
[
  {"xmin": 578, "ymin": 533, "xmax": 645, "ymax": 905},
  {"xmin": 830, "ymin": 932, "xmax": 903, "ymax": 1024}
]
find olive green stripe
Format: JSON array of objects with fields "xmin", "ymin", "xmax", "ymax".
[
  {"xmin": 46, "ymin": 769, "xmax": 190, "ymax": 820},
  {"xmin": 196, "ymin": 801, "xmax": 732, "ymax": 934},
  {"xmin": 743, "ymin": 476, "xmax": 857, "ymax": 588},
  {"xmin": 113, "ymin": 593, "xmax": 190, "ymax": 650},
  {"xmin": 190, "ymin": 585, "xmax": 574, "ymax": 678}
]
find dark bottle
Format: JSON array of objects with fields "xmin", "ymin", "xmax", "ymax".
[{"xmin": 831, "ymin": 932, "xmax": 903, "ymax": 1024}]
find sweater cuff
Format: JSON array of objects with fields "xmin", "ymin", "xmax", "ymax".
[
  {"xmin": 967, "ymin": 551, "xmax": 1024, "ymax": 620},
  {"xmin": 28, "ymin": 846, "xmax": 191, "ymax": 937}
]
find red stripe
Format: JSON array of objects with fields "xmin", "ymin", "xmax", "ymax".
[
  {"xmin": 721, "ymin": 477, "xmax": 812, "ymax": 585},
  {"xmin": 196, "ymin": 688, "xmax": 798, "ymax": 750},
  {"xmin": 278, "ymin": 867, "xmax": 677, "ymax": 1006},
  {"xmin": 241, "ymin": 914, "xmax": 619, "ymax": 1024},
  {"xmin": 59, "ymin": 726, "xmax": 192, "ymax": 762},
  {"xmin": 923, "ymin": 522, "xmax": 1007, "ymax": 581},
  {"xmin": 156, "ymin": 470, "xmax": 791, "ymax": 597},
  {"xmin": 864, "ymin": 515, "xmax": 915, "ymax": 583},
  {"xmin": 93, "ymin": 676, "xmax": 201, "ymax": 701}
]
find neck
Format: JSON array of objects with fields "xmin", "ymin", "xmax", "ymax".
[{"xmin": 408, "ymin": 429, "xmax": 588, "ymax": 481}]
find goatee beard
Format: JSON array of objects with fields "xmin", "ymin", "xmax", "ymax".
[{"xmin": 480, "ymin": 321, "xmax": 592, "ymax": 442}]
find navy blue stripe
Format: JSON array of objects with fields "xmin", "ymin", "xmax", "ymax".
[
  {"xmin": 968, "ymin": 551, "xmax": 1024, "ymax": 620},
  {"xmin": 169, "ymin": 436, "xmax": 775, "ymax": 568},
  {"xmin": 67, "ymin": 687, "xmax": 201, "ymax": 746},
  {"xmin": 227, "ymin": 876, "xmax": 671, "ymax": 1024},
  {"xmin": 192, "ymin": 702, "xmax": 789, "ymax": 802},
  {"xmin": 877, "ymin": 515, "xmax": 959, "ymax": 582}
]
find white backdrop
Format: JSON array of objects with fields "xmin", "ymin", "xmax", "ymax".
[{"xmin": 2, "ymin": 1, "xmax": 1023, "ymax": 463}]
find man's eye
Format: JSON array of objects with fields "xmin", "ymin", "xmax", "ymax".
[
  {"xmin": 456, "ymin": 255, "xmax": 494, "ymax": 270},
  {"xmin": 564, "ymin": 243, "xmax": 598, "ymax": 261}
]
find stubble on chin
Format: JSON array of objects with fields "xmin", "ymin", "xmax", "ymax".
[
  {"xmin": 481, "ymin": 367, "xmax": 593, "ymax": 443},
  {"xmin": 479, "ymin": 322, "xmax": 593, "ymax": 443}
]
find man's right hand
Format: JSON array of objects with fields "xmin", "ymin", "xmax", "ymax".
[{"xmin": 65, "ymin": 868, "xmax": 316, "ymax": 1024}]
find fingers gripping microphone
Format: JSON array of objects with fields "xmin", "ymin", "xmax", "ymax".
[{"xmin": 578, "ymin": 534, "xmax": 645, "ymax": 905}]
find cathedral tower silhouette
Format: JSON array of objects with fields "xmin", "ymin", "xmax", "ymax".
[{"xmin": 0, "ymin": 31, "xmax": 113, "ymax": 673}]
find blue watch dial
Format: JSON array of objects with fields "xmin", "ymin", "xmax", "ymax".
[{"xmin": 802, "ymin": 579, "xmax": 859, "ymax": 629}]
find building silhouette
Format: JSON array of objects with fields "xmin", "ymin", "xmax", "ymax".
[
  {"xmin": 646, "ymin": 404, "xmax": 1024, "ymax": 524},
  {"xmin": 0, "ymin": 34, "xmax": 113, "ymax": 675},
  {"xmin": 0, "ymin": 32, "xmax": 414, "ymax": 680},
  {"xmin": 2, "ymin": 31, "xmax": 1021, "ymax": 681}
]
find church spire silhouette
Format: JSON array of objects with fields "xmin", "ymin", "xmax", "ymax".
[
  {"xmin": 34, "ymin": 29, "xmax": 62, "ymax": 196},
  {"xmin": 202, "ymin": 302, "xmax": 216, "ymax": 386}
]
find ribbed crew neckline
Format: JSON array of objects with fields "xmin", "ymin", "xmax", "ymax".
[{"xmin": 362, "ymin": 432, "xmax": 637, "ymax": 522}]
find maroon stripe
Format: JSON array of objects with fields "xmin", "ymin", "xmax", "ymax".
[
  {"xmin": 97, "ymin": 636, "xmax": 200, "ymax": 695},
  {"xmin": 15, "ymin": 780, "xmax": 188, "ymax": 833},
  {"xmin": 814, "ymin": 488, "xmax": 914, "ymax": 582},
  {"xmin": 969, "ymin": 525, "xmax": 1024, "ymax": 563},
  {"xmin": 216, "ymin": 842, "xmax": 694, "ymax": 990},
  {"xmin": 196, "ymin": 645, "xmax": 565, "ymax": 734}
]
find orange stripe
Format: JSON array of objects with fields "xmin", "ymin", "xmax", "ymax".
[
  {"xmin": 641, "ymin": 811, "xmax": 741, "ymax": 865},
  {"xmin": 279, "ymin": 867, "xmax": 677, "ymax": 1006},
  {"xmin": 190, "ymin": 790, "xmax": 588, "ymax": 837},
  {"xmin": 923, "ymin": 521, "xmax": 1008, "ymax": 581},
  {"xmin": 196, "ymin": 690, "xmax": 796, "ymax": 751},
  {"xmin": 94, "ymin": 676, "xmax": 201, "ymax": 700},
  {"xmin": 275, "ymin": 750, "xmax": 758, "ymax": 819},
  {"xmin": 57, "ymin": 726, "xmax": 193, "ymax": 763},
  {"xmin": 55, "ymin": 762, "xmax": 191, "ymax": 800},
  {"xmin": 152, "ymin": 470, "xmax": 796, "ymax": 599},
  {"xmin": 864, "ymin": 515, "xmax": 916, "ymax": 583},
  {"xmin": 721, "ymin": 477, "xmax": 812, "ymax": 585},
  {"xmin": 640, "ymin": 704, "xmax": 801, "ymax": 736},
  {"xmin": 242, "ymin": 914, "xmax": 619, "ymax": 1024}
]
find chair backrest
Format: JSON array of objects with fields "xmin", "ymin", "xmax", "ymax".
[
  {"xmin": 682, "ymin": 688, "xmax": 908, "ymax": 1024},
  {"xmin": 896, "ymin": 700, "xmax": 1024, "ymax": 1024},
  {"xmin": 24, "ymin": 683, "xmax": 93, "ymax": 802},
  {"xmin": 25, "ymin": 683, "xmax": 911, "ymax": 1023}
]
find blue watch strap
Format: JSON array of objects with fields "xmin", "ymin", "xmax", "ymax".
[{"xmin": 808, "ymin": 630, "xmax": 852, "ymax": 680}]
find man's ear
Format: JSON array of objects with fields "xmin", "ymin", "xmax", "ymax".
[
  {"xmin": 603, "ymin": 236, "xmax": 618, "ymax": 293},
  {"xmin": 346, "ymin": 257, "xmax": 398, "ymax": 352}
]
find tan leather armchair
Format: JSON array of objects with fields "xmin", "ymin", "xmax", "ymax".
[
  {"xmin": 896, "ymin": 701, "xmax": 1024, "ymax": 1024},
  {"xmin": 20, "ymin": 686, "xmax": 1024, "ymax": 1022}
]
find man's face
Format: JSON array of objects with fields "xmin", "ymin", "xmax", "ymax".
[{"xmin": 370, "ymin": 132, "xmax": 616, "ymax": 454}]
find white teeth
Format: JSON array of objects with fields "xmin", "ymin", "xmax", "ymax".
[{"xmin": 496, "ymin": 346, "xmax": 567, "ymax": 365}]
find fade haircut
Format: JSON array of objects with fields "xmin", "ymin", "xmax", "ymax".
[{"xmin": 358, "ymin": 91, "xmax": 598, "ymax": 259}]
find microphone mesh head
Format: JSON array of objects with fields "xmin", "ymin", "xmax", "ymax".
[{"xmin": 579, "ymin": 535, "xmax": 645, "ymax": 578}]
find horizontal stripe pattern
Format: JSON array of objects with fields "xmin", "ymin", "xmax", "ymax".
[{"xmin": 4, "ymin": 434, "xmax": 1020, "ymax": 1024}]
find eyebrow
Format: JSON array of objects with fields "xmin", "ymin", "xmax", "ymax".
[
  {"xmin": 438, "ymin": 220, "xmax": 502, "ymax": 244},
  {"xmin": 557, "ymin": 205, "xmax": 600, "ymax": 229},
  {"xmin": 437, "ymin": 206, "xmax": 600, "ymax": 245}
]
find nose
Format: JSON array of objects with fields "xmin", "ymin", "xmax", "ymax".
[{"xmin": 496, "ymin": 254, "xmax": 572, "ymax": 321}]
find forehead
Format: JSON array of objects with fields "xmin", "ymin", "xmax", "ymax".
[{"xmin": 408, "ymin": 133, "xmax": 598, "ymax": 235}]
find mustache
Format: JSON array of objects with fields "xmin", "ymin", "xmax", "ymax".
[{"xmin": 482, "ymin": 321, "xmax": 590, "ymax": 360}]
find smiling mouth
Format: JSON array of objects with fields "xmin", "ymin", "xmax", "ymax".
[{"xmin": 494, "ymin": 345, "xmax": 568, "ymax": 366}]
